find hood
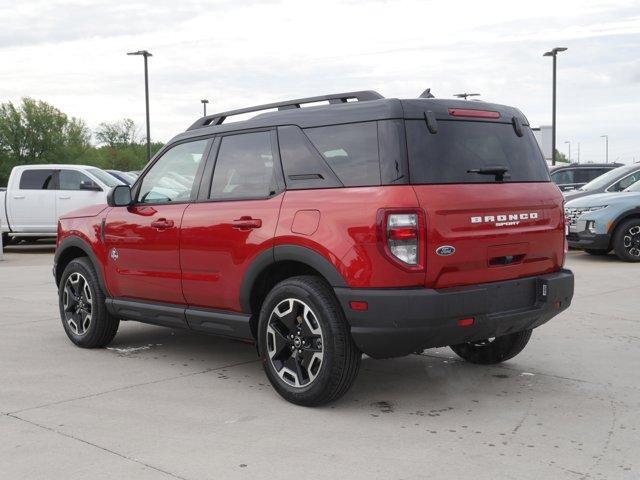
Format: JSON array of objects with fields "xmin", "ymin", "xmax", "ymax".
[
  {"xmin": 59, "ymin": 204, "xmax": 109, "ymax": 220},
  {"xmin": 565, "ymin": 192, "xmax": 640, "ymax": 208}
]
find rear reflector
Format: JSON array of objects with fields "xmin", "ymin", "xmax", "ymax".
[
  {"xmin": 457, "ymin": 317, "xmax": 475, "ymax": 327},
  {"xmin": 448, "ymin": 108, "xmax": 500, "ymax": 119},
  {"xmin": 349, "ymin": 301, "xmax": 368, "ymax": 311}
]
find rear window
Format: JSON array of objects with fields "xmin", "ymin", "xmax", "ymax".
[
  {"xmin": 19, "ymin": 169, "xmax": 56, "ymax": 190},
  {"xmin": 405, "ymin": 120, "xmax": 549, "ymax": 184}
]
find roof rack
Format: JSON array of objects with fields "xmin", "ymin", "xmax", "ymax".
[{"xmin": 187, "ymin": 90, "xmax": 384, "ymax": 131}]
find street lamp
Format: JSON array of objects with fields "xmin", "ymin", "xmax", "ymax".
[
  {"xmin": 201, "ymin": 99, "xmax": 209, "ymax": 116},
  {"xmin": 601, "ymin": 135, "xmax": 609, "ymax": 163},
  {"xmin": 454, "ymin": 93, "xmax": 480, "ymax": 100},
  {"xmin": 543, "ymin": 47, "xmax": 568, "ymax": 166},
  {"xmin": 564, "ymin": 141, "xmax": 571, "ymax": 162},
  {"xmin": 127, "ymin": 50, "xmax": 153, "ymax": 161}
]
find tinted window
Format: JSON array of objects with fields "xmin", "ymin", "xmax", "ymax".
[
  {"xmin": 19, "ymin": 169, "xmax": 55, "ymax": 190},
  {"xmin": 210, "ymin": 132, "xmax": 277, "ymax": 200},
  {"xmin": 611, "ymin": 171, "xmax": 640, "ymax": 192},
  {"xmin": 551, "ymin": 169, "xmax": 574, "ymax": 185},
  {"xmin": 138, "ymin": 140, "xmax": 208, "ymax": 203},
  {"xmin": 278, "ymin": 125, "xmax": 342, "ymax": 190},
  {"xmin": 59, "ymin": 170, "xmax": 93, "ymax": 190},
  {"xmin": 406, "ymin": 120, "xmax": 549, "ymax": 184},
  {"xmin": 573, "ymin": 169, "xmax": 605, "ymax": 184},
  {"xmin": 304, "ymin": 122, "xmax": 380, "ymax": 187}
]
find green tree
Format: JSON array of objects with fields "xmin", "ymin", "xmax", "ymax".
[
  {"xmin": 554, "ymin": 149, "xmax": 570, "ymax": 164},
  {"xmin": 95, "ymin": 118, "xmax": 139, "ymax": 147}
]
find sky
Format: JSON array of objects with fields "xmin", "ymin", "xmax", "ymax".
[{"xmin": 1, "ymin": 0, "xmax": 639, "ymax": 164}]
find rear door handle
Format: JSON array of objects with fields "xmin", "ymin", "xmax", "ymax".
[
  {"xmin": 232, "ymin": 216, "xmax": 262, "ymax": 230},
  {"xmin": 13, "ymin": 195, "xmax": 25, "ymax": 199},
  {"xmin": 150, "ymin": 218, "xmax": 175, "ymax": 229},
  {"xmin": 58, "ymin": 196, "xmax": 71, "ymax": 200}
]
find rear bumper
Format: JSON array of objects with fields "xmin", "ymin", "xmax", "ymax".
[
  {"xmin": 567, "ymin": 231, "xmax": 611, "ymax": 251},
  {"xmin": 335, "ymin": 269, "xmax": 574, "ymax": 359}
]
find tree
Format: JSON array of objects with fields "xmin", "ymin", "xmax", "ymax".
[
  {"xmin": 94, "ymin": 118, "xmax": 139, "ymax": 148},
  {"xmin": 554, "ymin": 149, "xmax": 570, "ymax": 164}
]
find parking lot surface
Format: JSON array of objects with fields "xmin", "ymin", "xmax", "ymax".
[{"xmin": 1, "ymin": 243, "xmax": 638, "ymax": 479}]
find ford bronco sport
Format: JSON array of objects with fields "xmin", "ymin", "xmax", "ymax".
[{"xmin": 54, "ymin": 90, "xmax": 574, "ymax": 406}]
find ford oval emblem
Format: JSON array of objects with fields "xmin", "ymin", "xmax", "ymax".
[{"xmin": 436, "ymin": 245, "xmax": 455, "ymax": 256}]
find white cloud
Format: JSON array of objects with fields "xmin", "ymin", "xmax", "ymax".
[{"xmin": 1, "ymin": 0, "xmax": 639, "ymax": 162}]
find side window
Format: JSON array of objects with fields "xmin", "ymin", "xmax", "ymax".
[
  {"xmin": 19, "ymin": 169, "xmax": 55, "ymax": 190},
  {"xmin": 304, "ymin": 122, "xmax": 381, "ymax": 187},
  {"xmin": 138, "ymin": 140, "xmax": 208, "ymax": 203},
  {"xmin": 209, "ymin": 131, "xmax": 277, "ymax": 200},
  {"xmin": 551, "ymin": 170, "xmax": 573, "ymax": 185},
  {"xmin": 612, "ymin": 172, "xmax": 640, "ymax": 192},
  {"xmin": 59, "ymin": 170, "xmax": 93, "ymax": 190}
]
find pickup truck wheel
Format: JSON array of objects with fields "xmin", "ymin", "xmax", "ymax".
[
  {"xmin": 449, "ymin": 329, "xmax": 532, "ymax": 364},
  {"xmin": 58, "ymin": 257, "xmax": 119, "ymax": 348},
  {"xmin": 258, "ymin": 276, "xmax": 361, "ymax": 406},
  {"xmin": 1, "ymin": 233, "xmax": 13, "ymax": 246},
  {"xmin": 613, "ymin": 219, "xmax": 640, "ymax": 262}
]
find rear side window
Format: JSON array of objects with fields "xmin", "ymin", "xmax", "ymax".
[
  {"xmin": 304, "ymin": 122, "xmax": 380, "ymax": 187},
  {"xmin": 406, "ymin": 120, "xmax": 549, "ymax": 184},
  {"xmin": 210, "ymin": 131, "xmax": 277, "ymax": 200},
  {"xmin": 19, "ymin": 169, "xmax": 55, "ymax": 190}
]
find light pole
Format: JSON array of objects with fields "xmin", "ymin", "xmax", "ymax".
[
  {"xmin": 564, "ymin": 141, "xmax": 571, "ymax": 162},
  {"xmin": 601, "ymin": 135, "xmax": 609, "ymax": 163},
  {"xmin": 127, "ymin": 50, "xmax": 153, "ymax": 161},
  {"xmin": 201, "ymin": 99, "xmax": 209, "ymax": 116},
  {"xmin": 543, "ymin": 47, "xmax": 568, "ymax": 166}
]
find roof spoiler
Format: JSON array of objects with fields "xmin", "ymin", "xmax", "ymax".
[{"xmin": 187, "ymin": 90, "xmax": 384, "ymax": 131}]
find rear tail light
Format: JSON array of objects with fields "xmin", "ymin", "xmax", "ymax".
[{"xmin": 377, "ymin": 209, "xmax": 425, "ymax": 270}]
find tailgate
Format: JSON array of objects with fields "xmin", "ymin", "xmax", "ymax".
[{"xmin": 413, "ymin": 183, "xmax": 565, "ymax": 289}]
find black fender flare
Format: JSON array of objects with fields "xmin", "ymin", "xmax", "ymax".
[
  {"xmin": 54, "ymin": 236, "xmax": 110, "ymax": 296},
  {"xmin": 239, "ymin": 245, "xmax": 347, "ymax": 313}
]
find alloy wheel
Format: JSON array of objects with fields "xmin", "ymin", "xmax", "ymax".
[
  {"xmin": 266, "ymin": 298, "xmax": 324, "ymax": 388},
  {"xmin": 62, "ymin": 272, "xmax": 93, "ymax": 336},
  {"xmin": 623, "ymin": 225, "xmax": 640, "ymax": 257}
]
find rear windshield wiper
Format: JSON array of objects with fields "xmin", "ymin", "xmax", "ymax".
[{"xmin": 467, "ymin": 165, "xmax": 510, "ymax": 182}]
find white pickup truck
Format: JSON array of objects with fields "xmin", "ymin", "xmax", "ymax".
[{"xmin": 1, "ymin": 164, "xmax": 122, "ymax": 243}]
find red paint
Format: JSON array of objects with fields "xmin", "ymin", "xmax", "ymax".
[{"xmin": 457, "ymin": 317, "xmax": 475, "ymax": 327}]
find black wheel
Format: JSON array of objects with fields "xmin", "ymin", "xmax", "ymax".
[
  {"xmin": 584, "ymin": 248, "xmax": 610, "ymax": 256},
  {"xmin": 450, "ymin": 329, "xmax": 532, "ymax": 365},
  {"xmin": 613, "ymin": 219, "xmax": 640, "ymax": 262},
  {"xmin": 1, "ymin": 232, "xmax": 13, "ymax": 246},
  {"xmin": 257, "ymin": 276, "xmax": 361, "ymax": 406},
  {"xmin": 58, "ymin": 257, "xmax": 119, "ymax": 348}
]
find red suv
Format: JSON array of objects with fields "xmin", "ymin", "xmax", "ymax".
[{"xmin": 54, "ymin": 90, "xmax": 574, "ymax": 406}]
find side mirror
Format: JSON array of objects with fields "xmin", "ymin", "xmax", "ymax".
[
  {"xmin": 80, "ymin": 180, "xmax": 102, "ymax": 191},
  {"xmin": 107, "ymin": 185, "xmax": 132, "ymax": 207}
]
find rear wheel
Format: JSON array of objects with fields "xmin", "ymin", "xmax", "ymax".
[
  {"xmin": 584, "ymin": 248, "xmax": 610, "ymax": 256},
  {"xmin": 613, "ymin": 219, "xmax": 640, "ymax": 262},
  {"xmin": 58, "ymin": 257, "xmax": 119, "ymax": 348},
  {"xmin": 450, "ymin": 329, "xmax": 532, "ymax": 364},
  {"xmin": 258, "ymin": 276, "xmax": 361, "ymax": 406}
]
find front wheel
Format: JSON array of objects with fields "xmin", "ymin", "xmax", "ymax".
[
  {"xmin": 450, "ymin": 329, "xmax": 532, "ymax": 364},
  {"xmin": 613, "ymin": 219, "xmax": 640, "ymax": 262},
  {"xmin": 58, "ymin": 257, "xmax": 119, "ymax": 348},
  {"xmin": 258, "ymin": 276, "xmax": 361, "ymax": 406}
]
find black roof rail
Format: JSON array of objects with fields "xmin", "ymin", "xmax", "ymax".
[{"xmin": 187, "ymin": 90, "xmax": 384, "ymax": 131}]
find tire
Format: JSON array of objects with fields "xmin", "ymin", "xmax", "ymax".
[
  {"xmin": 584, "ymin": 248, "xmax": 610, "ymax": 256},
  {"xmin": 257, "ymin": 276, "xmax": 361, "ymax": 406},
  {"xmin": 1, "ymin": 232, "xmax": 13, "ymax": 246},
  {"xmin": 450, "ymin": 329, "xmax": 532, "ymax": 365},
  {"xmin": 58, "ymin": 257, "xmax": 119, "ymax": 348},
  {"xmin": 613, "ymin": 218, "xmax": 640, "ymax": 262}
]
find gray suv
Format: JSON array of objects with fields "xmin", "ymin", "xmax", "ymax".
[
  {"xmin": 565, "ymin": 180, "xmax": 640, "ymax": 261},
  {"xmin": 563, "ymin": 164, "xmax": 640, "ymax": 201}
]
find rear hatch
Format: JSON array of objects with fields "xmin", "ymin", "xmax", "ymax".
[{"xmin": 403, "ymin": 103, "xmax": 564, "ymax": 289}]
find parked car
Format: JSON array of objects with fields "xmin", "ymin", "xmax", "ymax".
[
  {"xmin": 549, "ymin": 162, "xmax": 622, "ymax": 192},
  {"xmin": 1, "ymin": 165, "xmax": 122, "ymax": 244},
  {"xmin": 106, "ymin": 170, "xmax": 137, "ymax": 185},
  {"xmin": 563, "ymin": 163, "xmax": 640, "ymax": 201},
  {"xmin": 54, "ymin": 90, "xmax": 574, "ymax": 406},
  {"xmin": 565, "ymin": 179, "xmax": 640, "ymax": 261}
]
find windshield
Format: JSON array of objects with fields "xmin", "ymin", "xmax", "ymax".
[
  {"xmin": 88, "ymin": 168, "xmax": 123, "ymax": 187},
  {"xmin": 624, "ymin": 179, "xmax": 640, "ymax": 192},
  {"xmin": 578, "ymin": 166, "xmax": 634, "ymax": 191},
  {"xmin": 405, "ymin": 120, "xmax": 549, "ymax": 184}
]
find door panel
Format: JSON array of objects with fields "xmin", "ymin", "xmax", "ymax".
[
  {"xmin": 180, "ymin": 195, "xmax": 283, "ymax": 311},
  {"xmin": 8, "ymin": 169, "xmax": 57, "ymax": 232},
  {"xmin": 103, "ymin": 204, "xmax": 188, "ymax": 304}
]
